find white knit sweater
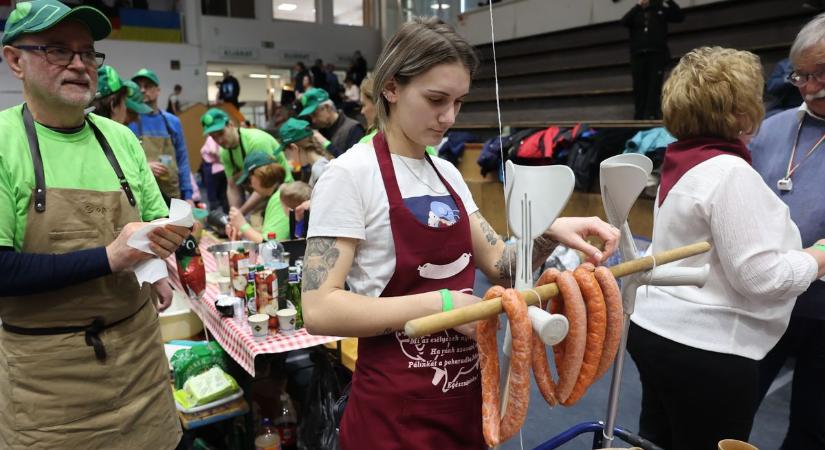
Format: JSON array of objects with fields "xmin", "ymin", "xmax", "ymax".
[{"xmin": 632, "ymin": 155, "xmax": 818, "ymax": 360}]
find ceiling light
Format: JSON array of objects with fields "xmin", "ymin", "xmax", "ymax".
[
  {"xmin": 430, "ymin": 3, "xmax": 440, "ymax": 9},
  {"xmin": 249, "ymin": 73, "xmax": 269, "ymax": 79},
  {"xmin": 278, "ymin": 3, "xmax": 297, "ymax": 11},
  {"xmin": 206, "ymin": 71, "xmax": 223, "ymax": 77},
  {"xmin": 440, "ymin": 3, "xmax": 450, "ymax": 8},
  {"xmin": 430, "ymin": 3, "xmax": 450, "ymax": 9}
]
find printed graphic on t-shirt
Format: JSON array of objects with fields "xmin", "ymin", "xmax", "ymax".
[
  {"xmin": 403, "ymin": 195, "xmax": 460, "ymax": 228},
  {"xmin": 395, "ymin": 325, "xmax": 479, "ymax": 393}
]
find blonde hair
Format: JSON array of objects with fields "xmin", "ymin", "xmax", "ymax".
[
  {"xmin": 280, "ymin": 181, "xmax": 312, "ymax": 208},
  {"xmin": 360, "ymin": 75, "xmax": 374, "ymax": 103},
  {"xmin": 372, "ymin": 17, "xmax": 479, "ymax": 130},
  {"xmin": 296, "ymin": 136, "xmax": 325, "ymax": 156},
  {"xmin": 662, "ymin": 46, "xmax": 764, "ymax": 140}
]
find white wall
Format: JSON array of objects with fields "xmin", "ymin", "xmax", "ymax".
[
  {"xmin": 199, "ymin": 1, "xmax": 382, "ymax": 70},
  {"xmin": 456, "ymin": 0, "xmax": 729, "ymax": 45},
  {"xmin": 0, "ymin": 40, "xmax": 206, "ymax": 111}
]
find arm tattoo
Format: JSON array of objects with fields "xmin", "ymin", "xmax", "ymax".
[
  {"xmin": 474, "ymin": 212, "xmax": 500, "ymax": 246},
  {"xmin": 532, "ymin": 234, "xmax": 559, "ymax": 268},
  {"xmin": 495, "ymin": 243, "xmax": 516, "ymax": 283},
  {"xmin": 302, "ymin": 237, "xmax": 340, "ymax": 292}
]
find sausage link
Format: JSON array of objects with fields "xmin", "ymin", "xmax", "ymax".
[
  {"xmin": 531, "ymin": 269, "xmax": 560, "ymax": 407},
  {"xmin": 543, "ymin": 269, "xmax": 587, "ymax": 404},
  {"xmin": 498, "ymin": 289, "xmax": 533, "ymax": 443},
  {"xmin": 478, "ymin": 285, "xmax": 506, "ymax": 447},
  {"xmin": 564, "ymin": 265, "xmax": 607, "ymax": 406},
  {"xmin": 593, "ymin": 266, "xmax": 624, "ymax": 381}
]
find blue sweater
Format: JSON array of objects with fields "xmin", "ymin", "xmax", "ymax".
[
  {"xmin": 128, "ymin": 111, "xmax": 193, "ymax": 200},
  {"xmin": 750, "ymin": 107, "xmax": 825, "ymax": 319}
]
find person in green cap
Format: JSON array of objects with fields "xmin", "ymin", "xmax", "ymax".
[
  {"xmin": 226, "ymin": 150, "xmax": 290, "ymax": 243},
  {"xmin": 280, "ymin": 117, "xmax": 329, "ymax": 187},
  {"xmin": 201, "ymin": 107, "xmax": 293, "ymax": 214},
  {"xmin": 0, "ymin": 1, "xmax": 186, "ymax": 448},
  {"xmin": 123, "ymin": 78, "xmax": 154, "ymax": 120},
  {"xmin": 90, "ymin": 64, "xmax": 129, "ymax": 123},
  {"xmin": 129, "ymin": 67, "xmax": 194, "ymax": 205},
  {"xmin": 299, "ymin": 86, "xmax": 365, "ymax": 157}
]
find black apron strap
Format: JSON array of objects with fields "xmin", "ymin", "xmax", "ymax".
[
  {"xmin": 21, "ymin": 104, "xmax": 137, "ymax": 210},
  {"xmin": 88, "ymin": 119, "xmax": 138, "ymax": 207},
  {"xmin": 21, "ymin": 104, "xmax": 47, "ymax": 213},
  {"xmin": 1, "ymin": 299, "xmax": 150, "ymax": 361}
]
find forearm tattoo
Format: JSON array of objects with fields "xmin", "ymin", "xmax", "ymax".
[
  {"xmin": 532, "ymin": 233, "xmax": 558, "ymax": 268},
  {"xmin": 302, "ymin": 237, "xmax": 340, "ymax": 292},
  {"xmin": 495, "ymin": 244, "xmax": 517, "ymax": 283}
]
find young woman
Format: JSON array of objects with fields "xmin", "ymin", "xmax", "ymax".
[
  {"xmin": 303, "ymin": 17, "xmax": 619, "ymax": 448},
  {"xmin": 226, "ymin": 151, "xmax": 289, "ymax": 242},
  {"xmin": 279, "ymin": 117, "xmax": 330, "ymax": 187},
  {"xmin": 627, "ymin": 47, "xmax": 825, "ymax": 450}
]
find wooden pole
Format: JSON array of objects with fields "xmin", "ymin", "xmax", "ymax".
[{"xmin": 404, "ymin": 241, "xmax": 711, "ymax": 338}]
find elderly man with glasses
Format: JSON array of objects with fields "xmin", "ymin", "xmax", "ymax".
[
  {"xmin": 749, "ymin": 12, "xmax": 825, "ymax": 450},
  {"xmin": 0, "ymin": 1, "xmax": 186, "ymax": 448}
]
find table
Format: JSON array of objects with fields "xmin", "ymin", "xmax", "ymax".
[{"xmin": 191, "ymin": 236, "xmax": 343, "ymax": 377}]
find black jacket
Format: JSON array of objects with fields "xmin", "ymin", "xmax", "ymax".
[{"xmin": 621, "ymin": 0, "xmax": 684, "ymax": 54}]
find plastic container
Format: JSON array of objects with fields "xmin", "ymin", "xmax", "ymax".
[
  {"xmin": 255, "ymin": 418, "xmax": 281, "ymax": 450},
  {"xmin": 259, "ymin": 233, "xmax": 287, "ymax": 270}
]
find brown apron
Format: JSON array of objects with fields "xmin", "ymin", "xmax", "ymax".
[
  {"xmin": 0, "ymin": 105, "xmax": 182, "ymax": 449},
  {"xmin": 136, "ymin": 114, "xmax": 181, "ymax": 200}
]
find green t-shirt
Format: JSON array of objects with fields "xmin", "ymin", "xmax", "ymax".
[
  {"xmin": 0, "ymin": 104, "xmax": 168, "ymax": 250},
  {"xmin": 359, "ymin": 129, "xmax": 438, "ymax": 156},
  {"xmin": 262, "ymin": 189, "xmax": 289, "ymax": 241},
  {"xmin": 219, "ymin": 128, "xmax": 293, "ymax": 182}
]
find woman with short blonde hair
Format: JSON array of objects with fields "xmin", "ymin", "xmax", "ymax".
[{"xmin": 628, "ymin": 46, "xmax": 825, "ymax": 449}]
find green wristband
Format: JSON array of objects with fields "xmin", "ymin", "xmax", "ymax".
[
  {"xmin": 439, "ymin": 289, "xmax": 453, "ymax": 312},
  {"xmin": 322, "ymin": 140, "xmax": 331, "ymax": 149},
  {"xmin": 240, "ymin": 223, "xmax": 251, "ymax": 233},
  {"xmin": 814, "ymin": 243, "xmax": 825, "ymax": 253}
]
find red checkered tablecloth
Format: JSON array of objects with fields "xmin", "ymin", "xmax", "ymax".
[{"xmin": 190, "ymin": 235, "xmax": 342, "ymax": 376}]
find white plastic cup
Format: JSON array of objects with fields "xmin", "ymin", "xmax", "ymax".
[
  {"xmin": 248, "ymin": 314, "xmax": 270, "ymax": 339},
  {"xmin": 276, "ymin": 308, "xmax": 297, "ymax": 334},
  {"xmin": 217, "ymin": 276, "xmax": 232, "ymax": 295}
]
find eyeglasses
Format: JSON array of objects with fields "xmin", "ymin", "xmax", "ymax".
[
  {"xmin": 13, "ymin": 45, "xmax": 105, "ymax": 68},
  {"xmin": 787, "ymin": 69, "xmax": 825, "ymax": 87}
]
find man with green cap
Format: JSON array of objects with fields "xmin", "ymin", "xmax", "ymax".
[
  {"xmin": 299, "ymin": 86, "xmax": 364, "ymax": 157},
  {"xmin": 280, "ymin": 117, "xmax": 329, "ymax": 187},
  {"xmin": 129, "ymin": 67, "xmax": 194, "ymax": 205},
  {"xmin": 91, "ymin": 65, "xmax": 152, "ymax": 124},
  {"xmin": 226, "ymin": 150, "xmax": 290, "ymax": 243},
  {"xmin": 0, "ymin": 1, "xmax": 186, "ymax": 448},
  {"xmin": 201, "ymin": 107, "xmax": 293, "ymax": 214}
]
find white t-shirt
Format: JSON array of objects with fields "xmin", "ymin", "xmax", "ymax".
[
  {"xmin": 344, "ymin": 84, "xmax": 360, "ymax": 102},
  {"xmin": 632, "ymin": 155, "xmax": 817, "ymax": 360},
  {"xmin": 308, "ymin": 143, "xmax": 479, "ymax": 297},
  {"xmin": 308, "ymin": 157, "xmax": 329, "ymax": 188}
]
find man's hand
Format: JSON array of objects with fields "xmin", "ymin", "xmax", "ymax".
[
  {"xmin": 148, "ymin": 161, "xmax": 169, "ymax": 177},
  {"xmin": 295, "ymin": 200, "xmax": 311, "ymax": 221},
  {"xmin": 148, "ymin": 223, "xmax": 190, "ymax": 258},
  {"xmin": 546, "ymin": 217, "xmax": 620, "ymax": 265},
  {"xmin": 228, "ymin": 207, "xmax": 247, "ymax": 230},
  {"xmin": 152, "ymin": 279, "xmax": 174, "ymax": 312}
]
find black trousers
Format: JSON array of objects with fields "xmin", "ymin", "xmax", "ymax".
[
  {"xmin": 628, "ymin": 322, "xmax": 759, "ymax": 450},
  {"xmin": 630, "ymin": 51, "xmax": 668, "ymax": 120},
  {"xmin": 758, "ymin": 315, "xmax": 825, "ymax": 450}
]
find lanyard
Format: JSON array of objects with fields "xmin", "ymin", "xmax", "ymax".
[{"xmin": 785, "ymin": 117, "xmax": 825, "ymax": 179}]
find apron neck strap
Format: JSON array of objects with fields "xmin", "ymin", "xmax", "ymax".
[{"xmin": 22, "ymin": 103, "xmax": 137, "ymax": 212}]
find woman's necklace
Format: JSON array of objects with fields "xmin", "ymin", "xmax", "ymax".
[{"xmin": 395, "ymin": 155, "xmax": 449, "ymax": 195}]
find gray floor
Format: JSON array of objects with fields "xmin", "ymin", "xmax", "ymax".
[{"xmin": 473, "ymin": 270, "xmax": 791, "ymax": 450}]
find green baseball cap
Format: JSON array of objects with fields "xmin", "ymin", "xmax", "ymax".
[
  {"xmin": 298, "ymin": 87, "xmax": 330, "ymax": 117},
  {"xmin": 2, "ymin": 0, "xmax": 112, "ymax": 46},
  {"xmin": 279, "ymin": 118, "xmax": 313, "ymax": 145},
  {"xmin": 123, "ymin": 79, "xmax": 152, "ymax": 114},
  {"xmin": 96, "ymin": 65, "xmax": 123, "ymax": 98},
  {"xmin": 132, "ymin": 68, "xmax": 160, "ymax": 87},
  {"xmin": 237, "ymin": 150, "xmax": 278, "ymax": 185},
  {"xmin": 201, "ymin": 108, "xmax": 230, "ymax": 135}
]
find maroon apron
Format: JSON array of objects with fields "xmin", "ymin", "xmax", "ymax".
[{"xmin": 339, "ymin": 133, "xmax": 484, "ymax": 449}]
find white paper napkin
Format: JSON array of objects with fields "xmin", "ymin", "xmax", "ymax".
[{"xmin": 127, "ymin": 199, "xmax": 194, "ymax": 284}]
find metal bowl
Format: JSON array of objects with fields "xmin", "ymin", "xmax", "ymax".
[{"xmin": 206, "ymin": 241, "xmax": 259, "ymax": 276}]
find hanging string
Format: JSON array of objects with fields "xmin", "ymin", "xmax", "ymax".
[{"xmin": 487, "ymin": 0, "xmax": 514, "ymax": 288}]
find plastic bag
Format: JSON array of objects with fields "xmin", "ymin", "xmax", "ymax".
[
  {"xmin": 174, "ymin": 366, "xmax": 239, "ymax": 409},
  {"xmin": 170, "ymin": 341, "xmax": 228, "ymax": 389},
  {"xmin": 300, "ymin": 350, "xmax": 343, "ymax": 450}
]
